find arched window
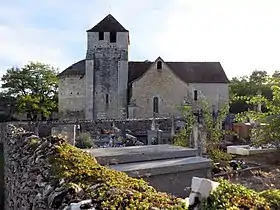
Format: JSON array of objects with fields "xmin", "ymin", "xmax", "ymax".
[
  {"xmin": 157, "ymin": 61, "xmax": 162, "ymax": 69},
  {"xmin": 153, "ymin": 97, "xmax": 159, "ymax": 113}
]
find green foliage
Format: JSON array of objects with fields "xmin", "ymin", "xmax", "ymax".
[
  {"xmin": 203, "ymin": 179, "xmax": 270, "ymax": 210},
  {"xmin": 229, "ymin": 70, "xmax": 274, "ymax": 114},
  {"xmin": 1, "ymin": 61, "xmax": 59, "ymax": 121},
  {"xmin": 75, "ymin": 132, "xmax": 93, "ymax": 149},
  {"xmin": 207, "ymin": 146, "xmax": 232, "ymax": 162},
  {"xmin": 49, "ymin": 142, "xmax": 187, "ymax": 209},
  {"xmin": 234, "ymin": 77, "xmax": 280, "ymax": 146},
  {"xmin": 173, "ymin": 128, "xmax": 190, "ymax": 147},
  {"xmin": 176, "ymin": 95, "xmax": 230, "ymax": 161},
  {"xmin": 259, "ymin": 189, "xmax": 280, "ymax": 209},
  {"xmin": 173, "ymin": 104, "xmax": 196, "ymax": 147}
]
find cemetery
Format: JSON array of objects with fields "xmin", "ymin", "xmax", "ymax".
[
  {"xmin": 227, "ymin": 144, "xmax": 278, "ymax": 156},
  {"xmin": 1, "ymin": 122, "xmax": 279, "ymax": 209},
  {"xmin": 0, "ymin": 98, "xmax": 280, "ymax": 209}
]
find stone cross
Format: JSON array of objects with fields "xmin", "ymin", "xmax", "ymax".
[
  {"xmin": 151, "ymin": 119, "xmax": 156, "ymax": 130},
  {"xmin": 192, "ymin": 123, "xmax": 203, "ymax": 156},
  {"xmin": 170, "ymin": 117, "xmax": 175, "ymax": 139}
]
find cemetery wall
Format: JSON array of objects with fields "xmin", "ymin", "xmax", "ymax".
[
  {"xmin": 0, "ymin": 124, "xmax": 187, "ymax": 209},
  {"xmin": 5, "ymin": 118, "xmax": 177, "ymax": 138}
]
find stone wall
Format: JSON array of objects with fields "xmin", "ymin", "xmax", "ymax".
[
  {"xmin": 58, "ymin": 75, "xmax": 86, "ymax": 119},
  {"xmin": 86, "ymin": 30, "xmax": 129, "ymax": 120},
  {"xmin": 130, "ymin": 58, "xmax": 229, "ymax": 119},
  {"xmin": 1, "ymin": 124, "xmax": 187, "ymax": 209},
  {"xmin": 6, "ymin": 118, "xmax": 176, "ymax": 139},
  {"xmin": 130, "ymin": 59, "xmax": 189, "ymax": 118}
]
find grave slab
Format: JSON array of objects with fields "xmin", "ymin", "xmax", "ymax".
[
  {"xmin": 84, "ymin": 144, "xmax": 197, "ymax": 165},
  {"xmin": 85, "ymin": 145, "xmax": 212, "ymax": 198},
  {"xmin": 109, "ymin": 156, "xmax": 213, "ymax": 198},
  {"xmin": 110, "ymin": 156, "xmax": 212, "ymax": 177},
  {"xmin": 227, "ymin": 145, "xmax": 278, "ymax": 156}
]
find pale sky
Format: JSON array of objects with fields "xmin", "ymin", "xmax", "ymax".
[{"xmin": 0, "ymin": 0, "xmax": 280, "ymax": 79}]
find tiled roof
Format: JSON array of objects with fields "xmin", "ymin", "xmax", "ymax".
[
  {"xmin": 58, "ymin": 60, "xmax": 229, "ymax": 84},
  {"xmin": 87, "ymin": 14, "xmax": 128, "ymax": 32}
]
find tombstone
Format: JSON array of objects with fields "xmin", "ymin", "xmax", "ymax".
[
  {"xmin": 147, "ymin": 129, "xmax": 163, "ymax": 145},
  {"xmin": 51, "ymin": 124, "xmax": 77, "ymax": 145},
  {"xmin": 0, "ymin": 143, "xmax": 4, "ymax": 210}
]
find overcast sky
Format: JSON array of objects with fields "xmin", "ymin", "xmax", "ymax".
[{"xmin": 0, "ymin": 0, "xmax": 280, "ymax": 79}]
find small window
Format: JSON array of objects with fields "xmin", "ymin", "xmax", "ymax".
[
  {"xmin": 194, "ymin": 90, "xmax": 198, "ymax": 101},
  {"xmin": 110, "ymin": 32, "xmax": 117, "ymax": 43},
  {"xmin": 153, "ymin": 97, "xmax": 159, "ymax": 113},
  {"xmin": 157, "ymin": 61, "xmax": 162, "ymax": 69},
  {"xmin": 105, "ymin": 94, "xmax": 109, "ymax": 105},
  {"xmin": 99, "ymin": 32, "xmax": 104, "ymax": 40},
  {"xmin": 70, "ymin": 92, "xmax": 73, "ymax": 95},
  {"xmin": 77, "ymin": 92, "xmax": 79, "ymax": 95}
]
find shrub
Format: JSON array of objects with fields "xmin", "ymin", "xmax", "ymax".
[
  {"xmin": 207, "ymin": 146, "xmax": 232, "ymax": 162},
  {"xmin": 202, "ymin": 179, "xmax": 270, "ymax": 210},
  {"xmin": 259, "ymin": 189, "xmax": 280, "ymax": 209},
  {"xmin": 173, "ymin": 128, "xmax": 190, "ymax": 147},
  {"xmin": 75, "ymin": 132, "xmax": 93, "ymax": 149}
]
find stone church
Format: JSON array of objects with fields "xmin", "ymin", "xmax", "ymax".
[{"xmin": 58, "ymin": 14, "xmax": 229, "ymax": 120}]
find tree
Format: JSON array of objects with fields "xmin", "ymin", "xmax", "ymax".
[
  {"xmin": 229, "ymin": 70, "xmax": 272, "ymax": 113},
  {"xmin": 1, "ymin": 61, "xmax": 59, "ymax": 121},
  {"xmin": 0, "ymin": 92, "xmax": 17, "ymax": 122},
  {"xmin": 236, "ymin": 77, "xmax": 280, "ymax": 147}
]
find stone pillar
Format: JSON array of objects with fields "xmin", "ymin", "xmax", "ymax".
[
  {"xmin": 147, "ymin": 130, "xmax": 163, "ymax": 145},
  {"xmin": 170, "ymin": 117, "xmax": 175, "ymax": 140}
]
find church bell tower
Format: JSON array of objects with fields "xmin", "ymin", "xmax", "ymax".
[{"xmin": 85, "ymin": 14, "xmax": 129, "ymax": 120}]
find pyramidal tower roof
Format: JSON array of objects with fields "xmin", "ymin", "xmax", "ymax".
[{"xmin": 87, "ymin": 14, "xmax": 128, "ymax": 32}]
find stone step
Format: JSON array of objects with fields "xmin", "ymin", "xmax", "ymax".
[{"xmin": 84, "ymin": 144, "xmax": 197, "ymax": 165}]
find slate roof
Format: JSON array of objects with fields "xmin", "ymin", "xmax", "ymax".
[
  {"xmin": 58, "ymin": 60, "xmax": 229, "ymax": 84},
  {"xmin": 59, "ymin": 60, "xmax": 85, "ymax": 77},
  {"xmin": 87, "ymin": 14, "xmax": 128, "ymax": 32}
]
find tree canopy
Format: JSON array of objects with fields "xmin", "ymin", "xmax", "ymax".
[
  {"xmin": 236, "ymin": 76, "xmax": 280, "ymax": 147},
  {"xmin": 1, "ymin": 61, "xmax": 59, "ymax": 121},
  {"xmin": 229, "ymin": 70, "xmax": 276, "ymax": 113}
]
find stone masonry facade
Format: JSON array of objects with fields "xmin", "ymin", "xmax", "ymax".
[{"xmin": 58, "ymin": 14, "xmax": 229, "ymax": 121}]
